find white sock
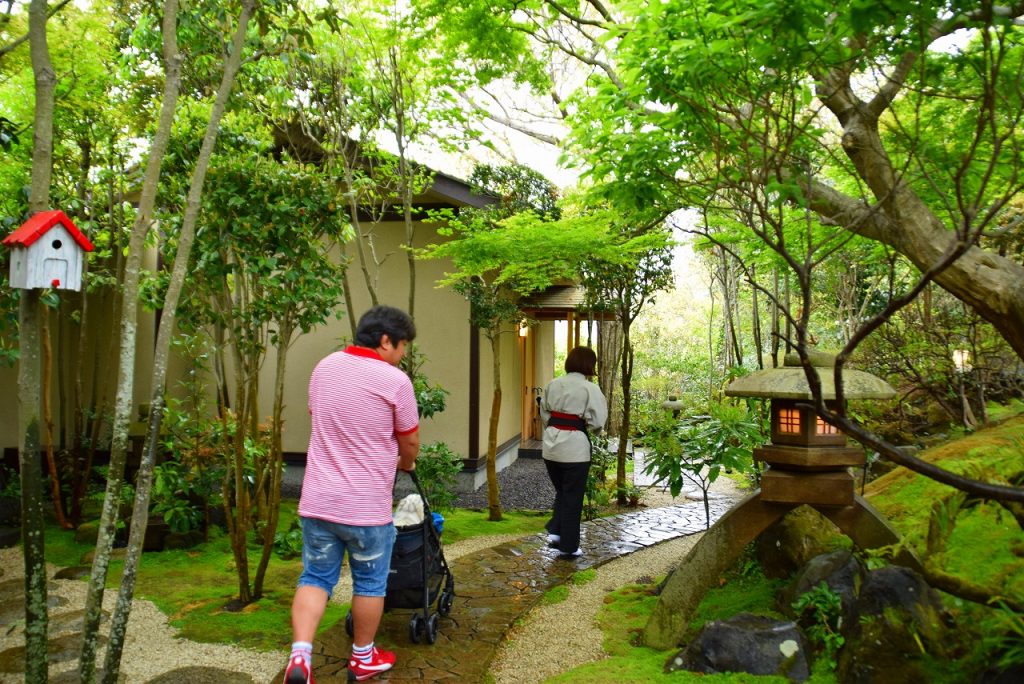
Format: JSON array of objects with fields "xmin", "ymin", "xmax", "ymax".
[
  {"xmin": 352, "ymin": 641, "xmax": 374, "ymax": 664},
  {"xmin": 290, "ymin": 641, "xmax": 313, "ymax": 667}
]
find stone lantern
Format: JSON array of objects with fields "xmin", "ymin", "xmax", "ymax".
[
  {"xmin": 645, "ymin": 350, "xmax": 923, "ymax": 650},
  {"xmin": 724, "ymin": 350, "xmax": 896, "ymax": 506}
]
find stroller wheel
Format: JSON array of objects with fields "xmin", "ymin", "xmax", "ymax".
[
  {"xmin": 425, "ymin": 613, "xmax": 439, "ymax": 644},
  {"xmin": 409, "ymin": 615, "xmax": 423, "ymax": 643},
  {"xmin": 438, "ymin": 590, "xmax": 454, "ymax": 617},
  {"xmin": 345, "ymin": 611, "xmax": 353, "ymax": 638}
]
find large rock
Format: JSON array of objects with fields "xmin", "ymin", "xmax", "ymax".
[
  {"xmin": 836, "ymin": 566, "xmax": 951, "ymax": 683},
  {"xmin": 780, "ymin": 549, "xmax": 866, "ymax": 619},
  {"xmin": 669, "ymin": 612, "xmax": 811, "ymax": 681},
  {"xmin": 756, "ymin": 506, "xmax": 841, "ymax": 578}
]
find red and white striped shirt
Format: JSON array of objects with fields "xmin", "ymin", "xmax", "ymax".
[{"xmin": 299, "ymin": 346, "xmax": 419, "ymax": 525}]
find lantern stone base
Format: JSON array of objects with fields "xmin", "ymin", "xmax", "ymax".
[
  {"xmin": 754, "ymin": 444, "xmax": 865, "ymax": 470},
  {"xmin": 760, "ymin": 468, "xmax": 854, "ymax": 505}
]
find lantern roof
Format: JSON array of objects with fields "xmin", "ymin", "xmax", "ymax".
[{"xmin": 725, "ymin": 351, "xmax": 896, "ymax": 401}]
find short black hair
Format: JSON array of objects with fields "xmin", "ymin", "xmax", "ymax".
[
  {"xmin": 354, "ymin": 305, "xmax": 416, "ymax": 348},
  {"xmin": 565, "ymin": 346, "xmax": 597, "ymax": 377}
]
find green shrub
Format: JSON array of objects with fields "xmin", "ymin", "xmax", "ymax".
[
  {"xmin": 792, "ymin": 581, "xmax": 845, "ymax": 670},
  {"xmin": 273, "ymin": 517, "xmax": 304, "ymax": 560},
  {"xmin": 151, "ymin": 460, "xmax": 205, "ymax": 534},
  {"xmin": 416, "ymin": 442, "xmax": 463, "ymax": 513}
]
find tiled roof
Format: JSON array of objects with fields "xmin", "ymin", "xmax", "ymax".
[{"xmin": 520, "ymin": 285, "xmax": 615, "ymax": 320}]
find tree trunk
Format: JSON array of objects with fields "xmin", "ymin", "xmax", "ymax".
[
  {"xmin": 751, "ymin": 265, "xmax": 763, "ymax": 369},
  {"xmin": 616, "ymin": 322, "xmax": 633, "ymax": 506},
  {"xmin": 100, "ymin": 2, "xmax": 254, "ymax": 680},
  {"xmin": 18, "ymin": 292, "xmax": 47, "ymax": 683},
  {"xmin": 395, "ymin": 109, "xmax": 419, "ymax": 319},
  {"xmin": 783, "ymin": 271, "xmax": 792, "ymax": 354},
  {"xmin": 597, "ymin": 320, "xmax": 622, "ymax": 436},
  {"xmin": 706, "ymin": 283, "xmax": 716, "ymax": 400},
  {"xmin": 254, "ymin": 323, "xmax": 291, "ymax": 599},
  {"xmin": 342, "ymin": 267, "xmax": 357, "ymax": 340},
  {"xmin": 40, "ymin": 306, "xmax": 70, "ymax": 528},
  {"xmin": 771, "ymin": 267, "xmax": 780, "ymax": 366},
  {"xmin": 21, "ymin": 1, "xmax": 57, "ymax": 678},
  {"xmin": 225, "ymin": 293, "xmax": 254, "ymax": 605},
  {"xmin": 486, "ymin": 333, "xmax": 503, "ymax": 521},
  {"xmin": 78, "ymin": 3, "xmax": 183, "ymax": 680},
  {"xmin": 343, "ymin": 165, "xmax": 380, "ymax": 308}
]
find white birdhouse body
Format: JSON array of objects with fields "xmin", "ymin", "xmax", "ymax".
[{"xmin": 3, "ymin": 210, "xmax": 94, "ymax": 291}]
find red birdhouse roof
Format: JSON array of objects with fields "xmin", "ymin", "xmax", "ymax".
[{"xmin": 2, "ymin": 209, "xmax": 94, "ymax": 252}]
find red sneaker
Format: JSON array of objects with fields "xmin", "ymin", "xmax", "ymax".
[
  {"xmin": 347, "ymin": 647, "xmax": 396, "ymax": 681},
  {"xmin": 284, "ymin": 655, "xmax": 315, "ymax": 684}
]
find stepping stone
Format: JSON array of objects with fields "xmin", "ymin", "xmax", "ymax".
[
  {"xmin": 0, "ymin": 632, "xmax": 106, "ymax": 672},
  {"xmin": 52, "ymin": 669, "xmax": 126, "ymax": 684},
  {"xmin": 0, "ymin": 580, "xmax": 65, "ymax": 628},
  {"xmin": 53, "ymin": 566, "xmax": 91, "ymax": 581}
]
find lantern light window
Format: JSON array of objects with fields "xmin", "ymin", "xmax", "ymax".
[
  {"xmin": 816, "ymin": 416, "xmax": 838, "ymax": 435},
  {"xmin": 778, "ymin": 408, "xmax": 801, "ymax": 433}
]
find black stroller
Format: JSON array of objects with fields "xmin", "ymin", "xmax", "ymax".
[{"xmin": 345, "ymin": 470, "xmax": 455, "ymax": 644}]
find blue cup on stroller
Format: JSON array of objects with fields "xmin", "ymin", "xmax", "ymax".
[{"xmin": 431, "ymin": 512, "xmax": 444, "ymax": 535}]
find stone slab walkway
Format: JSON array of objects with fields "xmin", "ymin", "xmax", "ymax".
[{"xmin": 296, "ymin": 492, "xmax": 739, "ymax": 682}]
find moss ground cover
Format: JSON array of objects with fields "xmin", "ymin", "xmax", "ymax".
[
  {"xmin": 438, "ymin": 507, "xmax": 549, "ymax": 544},
  {"xmin": 867, "ymin": 414, "xmax": 1024, "ymax": 597}
]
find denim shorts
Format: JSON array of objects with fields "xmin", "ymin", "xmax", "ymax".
[{"xmin": 297, "ymin": 517, "xmax": 396, "ymax": 598}]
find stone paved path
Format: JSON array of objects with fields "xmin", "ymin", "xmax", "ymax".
[{"xmin": 297, "ymin": 492, "xmax": 739, "ymax": 683}]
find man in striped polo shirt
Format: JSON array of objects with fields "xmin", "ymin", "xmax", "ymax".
[{"xmin": 284, "ymin": 305, "xmax": 420, "ymax": 684}]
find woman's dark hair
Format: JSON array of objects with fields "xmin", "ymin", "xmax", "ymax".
[
  {"xmin": 355, "ymin": 305, "xmax": 416, "ymax": 348},
  {"xmin": 565, "ymin": 346, "xmax": 597, "ymax": 377}
]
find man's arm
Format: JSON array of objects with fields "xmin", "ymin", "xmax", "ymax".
[{"xmin": 397, "ymin": 429, "xmax": 420, "ymax": 471}]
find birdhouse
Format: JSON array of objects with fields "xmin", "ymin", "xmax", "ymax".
[
  {"xmin": 725, "ymin": 351, "xmax": 895, "ymax": 505},
  {"xmin": 3, "ymin": 210, "xmax": 94, "ymax": 291}
]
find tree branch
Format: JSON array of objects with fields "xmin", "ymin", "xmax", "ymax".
[{"xmin": 461, "ymin": 89, "xmax": 563, "ymax": 145}]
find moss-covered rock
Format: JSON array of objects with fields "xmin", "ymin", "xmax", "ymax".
[
  {"xmin": 837, "ymin": 566, "xmax": 952, "ymax": 683},
  {"xmin": 756, "ymin": 506, "xmax": 842, "ymax": 579}
]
